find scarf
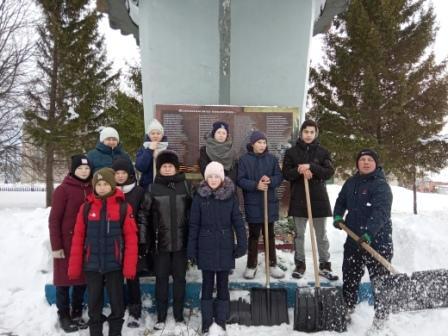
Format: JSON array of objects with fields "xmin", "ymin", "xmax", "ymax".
[{"xmin": 205, "ymin": 137, "xmax": 235, "ymax": 171}]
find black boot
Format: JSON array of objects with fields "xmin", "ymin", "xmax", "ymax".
[
  {"xmin": 58, "ymin": 311, "xmax": 78, "ymax": 333},
  {"xmin": 292, "ymin": 261, "xmax": 306, "ymax": 279},
  {"xmin": 127, "ymin": 304, "xmax": 141, "ymax": 328},
  {"xmin": 71, "ymin": 308, "xmax": 88, "ymax": 330},
  {"xmin": 214, "ymin": 299, "xmax": 229, "ymax": 331},
  {"xmin": 201, "ymin": 299, "xmax": 214, "ymax": 333}
]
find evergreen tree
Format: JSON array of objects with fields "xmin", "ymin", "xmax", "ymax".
[
  {"xmin": 103, "ymin": 65, "xmax": 144, "ymax": 161},
  {"xmin": 24, "ymin": 0, "xmax": 118, "ymax": 206},
  {"xmin": 309, "ymin": 0, "xmax": 448, "ymax": 213}
]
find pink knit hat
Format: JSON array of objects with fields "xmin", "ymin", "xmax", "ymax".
[{"xmin": 204, "ymin": 161, "xmax": 225, "ymax": 181}]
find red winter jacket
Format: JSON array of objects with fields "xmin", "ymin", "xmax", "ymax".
[
  {"xmin": 68, "ymin": 189, "xmax": 138, "ymax": 280},
  {"xmin": 49, "ymin": 175, "xmax": 91, "ymax": 286}
]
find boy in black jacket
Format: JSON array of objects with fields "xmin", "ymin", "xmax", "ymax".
[
  {"xmin": 112, "ymin": 158, "xmax": 145, "ymax": 328},
  {"xmin": 138, "ymin": 150, "xmax": 192, "ymax": 331},
  {"xmin": 282, "ymin": 120, "xmax": 337, "ymax": 280}
]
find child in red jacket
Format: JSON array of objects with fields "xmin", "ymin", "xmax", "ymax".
[{"xmin": 69, "ymin": 167, "xmax": 138, "ymax": 336}]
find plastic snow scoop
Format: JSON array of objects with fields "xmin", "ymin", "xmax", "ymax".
[
  {"xmin": 339, "ymin": 223, "xmax": 448, "ymax": 313},
  {"xmin": 294, "ymin": 177, "xmax": 347, "ymax": 332},
  {"xmin": 250, "ymin": 189, "xmax": 289, "ymax": 326},
  {"xmin": 228, "ymin": 189, "xmax": 289, "ymax": 326}
]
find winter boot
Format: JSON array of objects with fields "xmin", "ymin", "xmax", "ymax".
[
  {"xmin": 214, "ymin": 299, "xmax": 229, "ymax": 331},
  {"xmin": 58, "ymin": 311, "xmax": 78, "ymax": 333},
  {"xmin": 88, "ymin": 320, "xmax": 103, "ymax": 336},
  {"xmin": 127, "ymin": 304, "xmax": 141, "ymax": 328},
  {"xmin": 71, "ymin": 308, "xmax": 88, "ymax": 330},
  {"xmin": 269, "ymin": 265, "xmax": 285, "ymax": 279},
  {"xmin": 292, "ymin": 261, "xmax": 306, "ymax": 279},
  {"xmin": 243, "ymin": 267, "xmax": 257, "ymax": 279},
  {"xmin": 201, "ymin": 299, "xmax": 214, "ymax": 334},
  {"xmin": 319, "ymin": 261, "xmax": 339, "ymax": 281},
  {"xmin": 108, "ymin": 318, "xmax": 124, "ymax": 336}
]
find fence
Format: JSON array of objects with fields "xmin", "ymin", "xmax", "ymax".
[{"xmin": 0, "ymin": 184, "xmax": 46, "ymax": 192}]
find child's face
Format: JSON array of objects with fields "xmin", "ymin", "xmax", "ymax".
[
  {"xmin": 214, "ymin": 128, "xmax": 228, "ymax": 143},
  {"xmin": 74, "ymin": 165, "xmax": 91, "ymax": 180},
  {"xmin": 253, "ymin": 139, "xmax": 267, "ymax": 154},
  {"xmin": 207, "ymin": 175, "xmax": 222, "ymax": 190},
  {"xmin": 301, "ymin": 126, "xmax": 317, "ymax": 144},
  {"xmin": 114, "ymin": 170, "xmax": 128, "ymax": 184},
  {"xmin": 160, "ymin": 163, "xmax": 176, "ymax": 176},
  {"xmin": 95, "ymin": 180, "xmax": 112, "ymax": 196},
  {"xmin": 103, "ymin": 137, "xmax": 118, "ymax": 149},
  {"xmin": 149, "ymin": 130, "xmax": 163, "ymax": 142},
  {"xmin": 357, "ymin": 155, "xmax": 376, "ymax": 175}
]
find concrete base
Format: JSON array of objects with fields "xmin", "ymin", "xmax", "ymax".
[{"xmin": 44, "ymin": 280, "xmax": 374, "ymax": 312}]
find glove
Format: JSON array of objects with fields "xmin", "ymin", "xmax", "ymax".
[
  {"xmin": 233, "ymin": 246, "xmax": 246, "ymax": 259},
  {"xmin": 357, "ymin": 233, "xmax": 372, "ymax": 246},
  {"xmin": 333, "ymin": 215, "xmax": 344, "ymax": 230},
  {"xmin": 52, "ymin": 249, "xmax": 65, "ymax": 259}
]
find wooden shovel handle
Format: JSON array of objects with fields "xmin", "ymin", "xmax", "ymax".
[
  {"xmin": 339, "ymin": 223, "xmax": 399, "ymax": 274},
  {"xmin": 304, "ymin": 177, "xmax": 321, "ymax": 288},
  {"xmin": 263, "ymin": 189, "xmax": 270, "ymax": 288}
]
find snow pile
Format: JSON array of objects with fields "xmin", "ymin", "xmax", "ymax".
[{"xmin": 1, "ymin": 186, "xmax": 448, "ymax": 335}]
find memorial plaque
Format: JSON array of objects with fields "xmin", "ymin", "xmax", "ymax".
[{"xmin": 155, "ymin": 104, "xmax": 298, "ymax": 217}]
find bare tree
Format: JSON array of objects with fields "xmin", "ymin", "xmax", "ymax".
[{"xmin": 0, "ymin": 0, "xmax": 33, "ymax": 183}]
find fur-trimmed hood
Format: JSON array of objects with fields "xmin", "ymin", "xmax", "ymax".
[{"xmin": 197, "ymin": 177, "xmax": 235, "ymax": 200}]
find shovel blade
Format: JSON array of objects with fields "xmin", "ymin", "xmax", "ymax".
[
  {"xmin": 250, "ymin": 287, "xmax": 289, "ymax": 326},
  {"xmin": 294, "ymin": 287, "xmax": 347, "ymax": 333}
]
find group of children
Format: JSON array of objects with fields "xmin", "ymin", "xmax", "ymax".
[{"xmin": 49, "ymin": 118, "xmax": 392, "ymax": 335}]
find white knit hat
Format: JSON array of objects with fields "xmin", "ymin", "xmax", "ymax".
[
  {"xmin": 204, "ymin": 161, "xmax": 225, "ymax": 181},
  {"xmin": 147, "ymin": 119, "xmax": 164, "ymax": 135},
  {"xmin": 100, "ymin": 127, "xmax": 119, "ymax": 142}
]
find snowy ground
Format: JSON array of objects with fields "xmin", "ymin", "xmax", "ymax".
[{"xmin": 1, "ymin": 185, "xmax": 448, "ymax": 335}]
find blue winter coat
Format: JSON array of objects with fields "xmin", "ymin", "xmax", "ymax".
[
  {"xmin": 187, "ymin": 178, "xmax": 247, "ymax": 271},
  {"xmin": 87, "ymin": 142, "xmax": 133, "ymax": 173},
  {"xmin": 237, "ymin": 147, "xmax": 283, "ymax": 223},
  {"xmin": 135, "ymin": 135, "xmax": 168, "ymax": 190},
  {"xmin": 333, "ymin": 167, "xmax": 393, "ymax": 252}
]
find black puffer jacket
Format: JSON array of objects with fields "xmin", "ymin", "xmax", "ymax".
[
  {"xmin": 282, "ymin": 139, "xmax": 334, "ymax": 218},
  {"xmin": 138, "ymin": 173, "xmax": 192, "ymax": 253}
]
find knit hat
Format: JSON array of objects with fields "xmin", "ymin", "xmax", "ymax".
[
  {"xmin": 356, "ymin": 149, "xmax": 379, "ymax": 168},
  {"xmin": 204, "ymin": 161, "xmax": 225, "ymax": 181},
  {"xmin": 112, "ymin": 158, "xmax": 135, "ymax": 177},
  {"xmin": 156, "ymin": 150, "xmax": 180, "ymax": 171},
  {"xmin": 299, "ymin": 119, "xmax": 319, "ymax": 137},
  {"xmin": 211, "ymin": 121, "xmax": 229, "ymax": 137},
  {"xmin": 147, "ymin": 119, "xmax": 164, "ymax": 135},
  {"xmin": 249, "ymin": 130, "xmax": 267, "ymax": 145},
  {"xmin": 70, "ymin": 154, "xmax": 90, "ymax": 175},
  {"xmin": 92, "ymin": 167, "xmax": 116, "ymax": 191},
  {"xmin": 99, "ymin": 127, "xmax": 119, "ymax": 143}
]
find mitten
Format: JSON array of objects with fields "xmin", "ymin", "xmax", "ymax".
[
  {"xmin": 357, "ymin": 232, "xmax": 372, "ymax": 246},
  {"xmin": 333, "ymin": 215, "xmax": 345, "ymax": 230}
]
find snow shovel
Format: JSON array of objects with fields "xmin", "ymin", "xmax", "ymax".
[
  {"xmin": 339, "ymin": 223, "xmax": 448, "ymax": 313},
  {"xmin": 294, "ymin": 177, "xmax": 347, "ymax": 332},
  {"xmin": 250, "ymin": 189, "xmax": 289, "ymax": 326}
]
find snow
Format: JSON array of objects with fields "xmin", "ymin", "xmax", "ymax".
[{"xmin": 1, "ymin": 185, "xmax": 448, "ymax": 335}]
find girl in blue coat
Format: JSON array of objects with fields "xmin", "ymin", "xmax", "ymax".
[
  {"xmin": 187, "ymin": 161, "xmax": 247, "ymax": 335},
  {"xmin": 237, "ymin": 131, "xmax": 284, "ymax": 279},
  {"xmin": 135, "ymin": 119, "xmax": 168, "ymax": 190}
]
